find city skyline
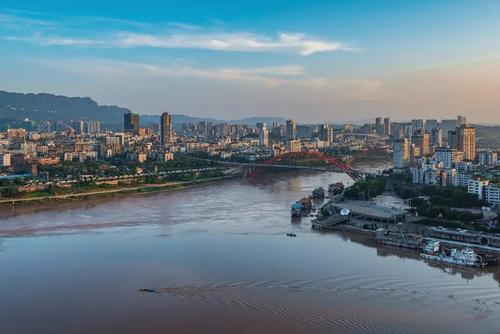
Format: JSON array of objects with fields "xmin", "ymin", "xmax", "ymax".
[
  {"xmin": 2, "ymin": 3, "xmax": 500, "ymax": 333},
  {"xmin": 2, "ymin": 1, "xmax": 500, "ymax": 123}
]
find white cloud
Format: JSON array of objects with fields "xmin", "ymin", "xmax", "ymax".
[
  {"xmin": 1, "ymin": 11, "xmax": 354, "ymax": 55},
  {"xmin": 10, "ymin": 31, "xmax": 352, "ymax": 55},
  {"xmin": 114, "ymin": 32, "xmax": 351, "ymax": 55},
  {"xmin": 33, "ymin": 58, "xmax": 306, "ymax": 87}
]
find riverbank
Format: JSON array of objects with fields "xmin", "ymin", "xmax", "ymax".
[{"xmin": 0, "ymin": 174, "xmax": 241, "ymax": 217}]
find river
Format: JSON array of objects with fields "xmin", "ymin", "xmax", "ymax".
[{"xmin": 0, "ymin": 171, "xmax": 499, "ymax": 333}]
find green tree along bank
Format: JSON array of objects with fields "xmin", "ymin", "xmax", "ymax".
[{"xmin": 343, "ymin": 171, "xmax": 489, "ymax": 224}]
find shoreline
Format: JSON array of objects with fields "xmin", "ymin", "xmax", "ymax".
[{"xmin": 0, "ymin": 174, "xmax": 241, "ymax": 218}]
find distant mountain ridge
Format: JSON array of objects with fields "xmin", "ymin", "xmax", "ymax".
[
  {"xmin": 0, "ymin": 91, "xmax": 287, "ymax": 128},
  {"xmin": 0, "ymin": 91, "xmax": 129, "ymax": 127}
]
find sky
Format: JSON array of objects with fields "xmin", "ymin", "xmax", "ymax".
[{"xmin": 1, "ymin": 0, "xmax": 500, "ymax": 123}]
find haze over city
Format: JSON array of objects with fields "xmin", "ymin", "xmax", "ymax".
[{"xmin": 2, "ymin": 0, "xmax": 500, "ymax": 123}]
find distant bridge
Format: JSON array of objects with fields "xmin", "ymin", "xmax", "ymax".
[
  {"xmin": 262, "ymin": 152, "xmax": 353, "ymax": 172},
  {"xmin": 199, "ymin": 152, "xmax": 363, "ymax": 179},
  {"xmin": 208, "ymin": 160, "xmax": 329, "ymax": 171}
]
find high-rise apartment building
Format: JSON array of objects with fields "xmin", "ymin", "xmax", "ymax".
[
  {"xmin": 478, "ymin": 150, "xmax": 498, "ymax": 167},
  {"xmin": 393, "ymin": 138, "xmax": 410, "ymax": 169},
  {"xmin": 318, "ymin": 124, "xmax": 334, "ymax": 144},
  {"xmin": 457, "ymin": 115, "xmax": 467, "ymax": 127},
  {"xmin": 457, "ymin": 125, "xmax": 476, "ymax": 161},
  {"xmin": 72, "ymin": 120, "xmax": 85, "ymax": 135},
  {"xmin": 286, "ymin": 119, "xmax": 297, "ymax": 140},
  {"xmin": 214, "ymin": 123, "xmax": 229, "ymax": 138},
  {"xmin": 411, "ymin": 119, "xmax": 424, "ymax": 132},
  {"xmin": 431, "ymin": 127, "xmax": 443, "ymax": 147},
  {"xmin": 425, "ymin": 119, "xmax": 438, "ymax": 132},
  {"xmin": 160, "ymin": 112, "xmax": 173, "ymax": 145},
  {"xmin": 124, "ymin": 112, "xmax": 140, "ymax": 133},
  {"xmin": 86, "ymin": 121, "xmax": 101, "ymax": 134},
  {"xmin": 258, "ymin": 126, "xmax": 269, "ymax": 147},
  {"xmin": 375, "ymin": 117, "xmax": 384, "ymax": 135},
  {"xmin": 198, "ymin": 121, "xmax": 208, "ymax": 136},
  {"xmin": 411, "ymin": 132, "xmax": 431, "ymax": 156},
  {"xmin": 435, "ymin": 147, "xmax": 457, "ymax": 169},
  {"xmin": 297, "ymin": 125, "xmax": 313, "ymax": 139},
  {"xmin": 441, "ymin": 119, "xmax": 457, "ymax": 141},
  {"xmin": 383, "ymin": 117, "xmax": 391, "ymax": 136},
  {"xmin": 448, "ymin": 130, "xmax": 459, "ymax": 150}
]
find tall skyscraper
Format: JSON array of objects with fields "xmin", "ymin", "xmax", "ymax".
[
  {"xmin": 318, "ymin": 124, "xmax": 333, "ymax": 144},
  {"xmin": 457, "ymin": 125, "xmax": 476, "ymax": 161},
  {"xmin": 383, "ymin": 117, "xmax": 391, "ymax": 136},
  {"xmin": 411, "ymin": 132, "xmax": 431, "ymax": 156},
  {"xmin": 214, "ymin": 123, "xmax": 229, "ymax": 137},
  {"xmin": 258, "ymin": 126, "xmax": 269, "ymax": 147},
  {"xmin": 271, "ymin": 123, "xmax": 283, "ymax": 138},
  {"xmin": 87, "ymin": 121, "xmax": 101, "ymax": 134},
  {"xmin": 411, "ymin": 119, "xmax": 424, "ymax": 132},
  {"xmin": 448, "ymin": 130, "xmax": 459, "ymax": 150},
  {"xmin": 72, "ymin": 120, "xmax": 85, "ymax": 135},
  {"xmin": 297, "ymin": 125, "xmax": 313, "ymax": 139},
  {"xmin": 160, "ymin": 112, "xmax": 173, "ymax": 145},
  {"xmin": 286, "ymin": 119, "xmax": 297, "ymax": 140},
  {"xmin": 457, "ymin": 115, "xmax": 466, "ymax": 127},
  {"xmin": 375, "ymin": 117, "xmax": 384, "ymax": 135},
  {"xmin": 256, "ymin": 122, "xmax": 266, "ymax": 131},
  {"xmin": 124, "ymin": 112, "xmax": 140, "ymax": 133},
  {"xmin": 425, "ymin": 119, "xmax": 438, "ymax": 132},
  {"xmin": 431, "ymin": 127, "xmax": 443, "ymax": 147},
  {"xmin": 393, "ymin": 138, "xmax": 410, "ymax": 168},
  {"xmin": 198, "ymin": 121, "xmax": 208, "ymax": 136},
  {"xmin": 441, "ymin": 119, "xmax": 457, "ymax": 141}
]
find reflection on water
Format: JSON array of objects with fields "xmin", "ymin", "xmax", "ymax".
[
  {"xmin": 337, "ymin": 230, "xmax": 500, "ymax": 284},
  {"xmin": 0, "ymin": 171, "xmax": 499, "ymax": 333}
]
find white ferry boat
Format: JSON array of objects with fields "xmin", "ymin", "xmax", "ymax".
[{"xmin": 420, "ymin": 240, "xmax": 487, "ymax": 267}]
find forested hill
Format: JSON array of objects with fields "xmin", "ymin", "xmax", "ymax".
[
  {"xmin": 0, "ymin": 91, "xmax": 287, "ymax": 129},
  {"xmin": 0, "ymin": 91, "xmax": 129, "ymax": 127}
]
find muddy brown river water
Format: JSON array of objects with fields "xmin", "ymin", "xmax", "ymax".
[{"xmin": 1, "ymin": 172, "xmax": 499, "ymax": 333}]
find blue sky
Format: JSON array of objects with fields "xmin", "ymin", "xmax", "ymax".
[{"xmin": 2, "ymin": 0, "xmax": 500, "ymax": 123}]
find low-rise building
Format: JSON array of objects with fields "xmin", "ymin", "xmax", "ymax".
[
  {"xmin": 485, "ymin": 185, "xmax": 500, "ymax": 206},
  {"xmin": 0, "ymin": 153, "xmax": 11, "ymax": 167},
  {"xmin": 468, "ymin": 179, "xmax": 489, "ymax": 200}
]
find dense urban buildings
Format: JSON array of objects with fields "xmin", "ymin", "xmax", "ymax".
[
  {"xmin": 384, "ymin": 116, "xmax": 498, "ymax": 206},
  {"xmin": 0, "ymin": 111, "xmax": 498, "ymax": 207}
]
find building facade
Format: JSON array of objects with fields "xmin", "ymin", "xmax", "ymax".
[{"xmin": 160, "ymin": 112, "xmax": 173, "ymax": 145}]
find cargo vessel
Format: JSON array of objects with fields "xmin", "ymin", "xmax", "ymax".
[{"xmin": 420, "ymin": 240, "xmax": 487, "ymax": 267}]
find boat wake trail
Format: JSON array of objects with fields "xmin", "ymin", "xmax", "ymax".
[
  {"xmin": 140, "ymin": 283, "xmax": 382, "ymax": 333},
  {"xmin": 140, "ymin": 276, "xmax": 500, "ymax": 330}
]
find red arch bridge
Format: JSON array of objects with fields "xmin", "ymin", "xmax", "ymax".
[{"xmin": 213, "ymin": 152, "xmax": 362, "ymax": 178}]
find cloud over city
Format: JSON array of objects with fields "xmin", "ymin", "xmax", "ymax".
[{"xmin": 1, "ymin": 11, "xmax": 352, "ymax": 55}]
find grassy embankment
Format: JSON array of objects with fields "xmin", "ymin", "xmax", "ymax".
[{"xmin": 0, "ymin": 174, "xmax": 238, "ymax": 206}]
